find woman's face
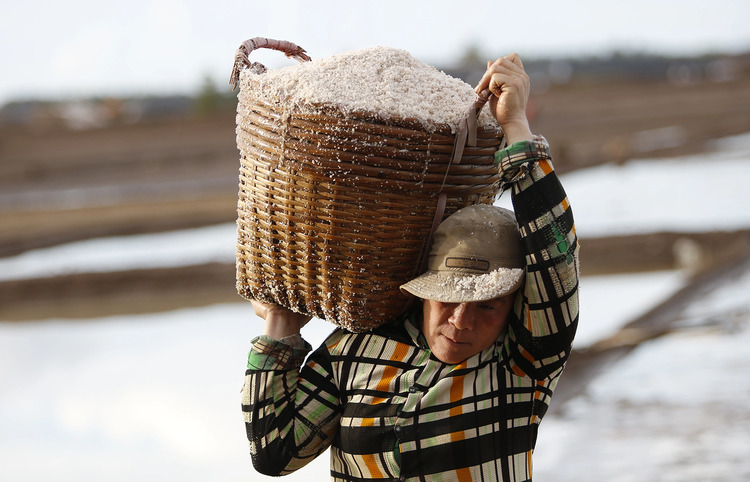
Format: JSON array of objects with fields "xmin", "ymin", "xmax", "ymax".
[{"xmin": 421, "ymin": 295, "xmax": 514, "ymax": 364}]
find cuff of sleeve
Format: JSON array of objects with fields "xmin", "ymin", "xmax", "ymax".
[
  {"xmin": 495, "ymin": 135, "xmax": 551, "ymax": 182},
  {"xmin": 247, "ymin": 335, "xmax": 312, "ymax": 371}
]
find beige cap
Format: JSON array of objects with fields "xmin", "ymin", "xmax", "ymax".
[{"xmin": 400, "ymin": 204, "xmax": 525, "ymax": 303}]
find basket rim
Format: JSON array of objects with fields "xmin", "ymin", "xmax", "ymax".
[{"xmin": 238, "ymin": 89, "xmax": 502, "ymax": 139}]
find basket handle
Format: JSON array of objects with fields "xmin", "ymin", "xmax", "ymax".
[
  {"xmin": 450, "ymin": 88, "xmax": 500, "ymax": 165},
  {"xmin": 229, "ymin": 37, "xmax": 312, "ymax": 90}
]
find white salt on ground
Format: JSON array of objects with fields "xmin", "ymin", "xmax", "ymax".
[{"xmin": 239, "ymin": 46, "xmax": 497, "ymax": 133}]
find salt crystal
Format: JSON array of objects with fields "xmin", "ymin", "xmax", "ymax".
[
  {"xmin": 239, "ymin": 46, "xmax": 496, "ymax": 133},
  {"xmin": 441, "ymin": 268, "xmax": 524, "ymax": 300}
]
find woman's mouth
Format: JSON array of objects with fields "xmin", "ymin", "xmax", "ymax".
[{"xmin": 442, "ymin": 334, "xmax": 467, "ymax": 345}]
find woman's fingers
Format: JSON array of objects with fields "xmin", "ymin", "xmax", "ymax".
[
  {"xmin": 504, "ymin": 52, "xmax": 524, "ymax": 70},
  {"xmin": 475, "ymin": 54, "xmax": 526, "ymax": 95}
]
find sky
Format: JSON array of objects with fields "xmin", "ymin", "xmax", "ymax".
[{"xmin": 2, "ymin": 0, "xmax": 750, "ymax": 105}]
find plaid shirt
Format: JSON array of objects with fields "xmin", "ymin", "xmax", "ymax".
[{"xmin": 242, "ymin": 136, "xmax": 579, "ymax": 481}]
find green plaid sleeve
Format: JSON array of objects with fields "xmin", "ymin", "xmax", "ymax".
[
  {"xmin": 243, "ymin": 331, "xmax": 341, "ymax": 475},
  {"xmin": 495, "ymin": 135, "xmax": 552, "ymax": 184},
  {"xmin": 247, "ymin": 334, "xmax": 312, "ymax": 371},
  {"xmin": 499, "ymin": 135, "xmax": 580, "ymax": 381}
]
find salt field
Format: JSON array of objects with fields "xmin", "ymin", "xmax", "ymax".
[{"xmin": 1, "ymin": 134, "xmax": 750, "ymax": 480}]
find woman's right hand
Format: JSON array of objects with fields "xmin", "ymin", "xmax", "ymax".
[
  {"xmin": 474, "ymin": 53, "xmax": 533, "ymax": 145},
  {"xmin": 251, "ymin": 300, "xmax": 312, "ymax": 340}
]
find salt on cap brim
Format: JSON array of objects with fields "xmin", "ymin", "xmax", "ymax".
[
  {"xmin": 400, "ymin": 204, "xmax": 525, "ymax": 303},
  {"xmin": 400, "ymin": 266, "xmax": 524, "ymax": 303}
]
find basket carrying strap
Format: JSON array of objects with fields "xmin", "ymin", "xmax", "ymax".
[
  {"xmin": 420, "ymin": 192, "xmax": 448, "ymax": 273},
  {"xmin": 422, "ymin": 88, "xmax": 496, "ymax": 272},
  {"xmin": 450, "ymin": 88, "xmax": 492, "ymax": 165}
]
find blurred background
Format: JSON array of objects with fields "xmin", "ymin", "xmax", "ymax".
[{"xmin": 2, "ymin": 1, "xmax": 750, "ymax": 480}]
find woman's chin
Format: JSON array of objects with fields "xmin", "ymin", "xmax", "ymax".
[{"xmin": 432, "ymin": 339, "xmax": 472, "ymax": 364}]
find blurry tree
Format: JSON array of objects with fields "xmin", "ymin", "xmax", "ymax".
[
  {"xmin": 459, "ymin": 44, "xmax": 484, "ymax": 67},
  {"xmin": 194, "ymin": 75, "xmax": 222, "ymax": 117}
]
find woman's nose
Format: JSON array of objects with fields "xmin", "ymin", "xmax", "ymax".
[{"xmin": 448, "ymin": 303, "xmax": 474, "ymax": 330}]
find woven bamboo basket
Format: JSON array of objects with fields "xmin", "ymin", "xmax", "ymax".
[{"xmin": 231, "ymin": 38, "xmax": 505, "ymax": 332}]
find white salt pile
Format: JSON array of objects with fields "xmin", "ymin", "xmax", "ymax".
[{"xmin": 239, "ymin": 46, "xmax": 497, "ymax": 133}]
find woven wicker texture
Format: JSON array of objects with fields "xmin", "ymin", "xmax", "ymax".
[{"xmin": 234, "ymin": 41, "xmax": 505, "ymax": 332}]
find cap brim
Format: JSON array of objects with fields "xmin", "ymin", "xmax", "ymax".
[{"xmin": 400, "ymin": 267, "xmax": 525, "ymax": 303}]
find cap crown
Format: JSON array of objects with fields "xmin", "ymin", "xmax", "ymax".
[{"xmin": 428, "ymin": 204, "xmax": 524, "ymax": 273}]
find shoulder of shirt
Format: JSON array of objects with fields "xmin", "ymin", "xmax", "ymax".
[{"xmin": 322, "ymin": 308, "xmax": 419, "ymax": 355}]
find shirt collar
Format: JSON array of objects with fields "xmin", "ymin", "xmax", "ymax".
[{"xmin": 403, "ymin": 308, "xmax": 428, "ymax": 348}]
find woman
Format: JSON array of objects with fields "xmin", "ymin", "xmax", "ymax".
[{"xmin": 242, "ymin": 53, "xmax": 579, "ymax": 481}]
